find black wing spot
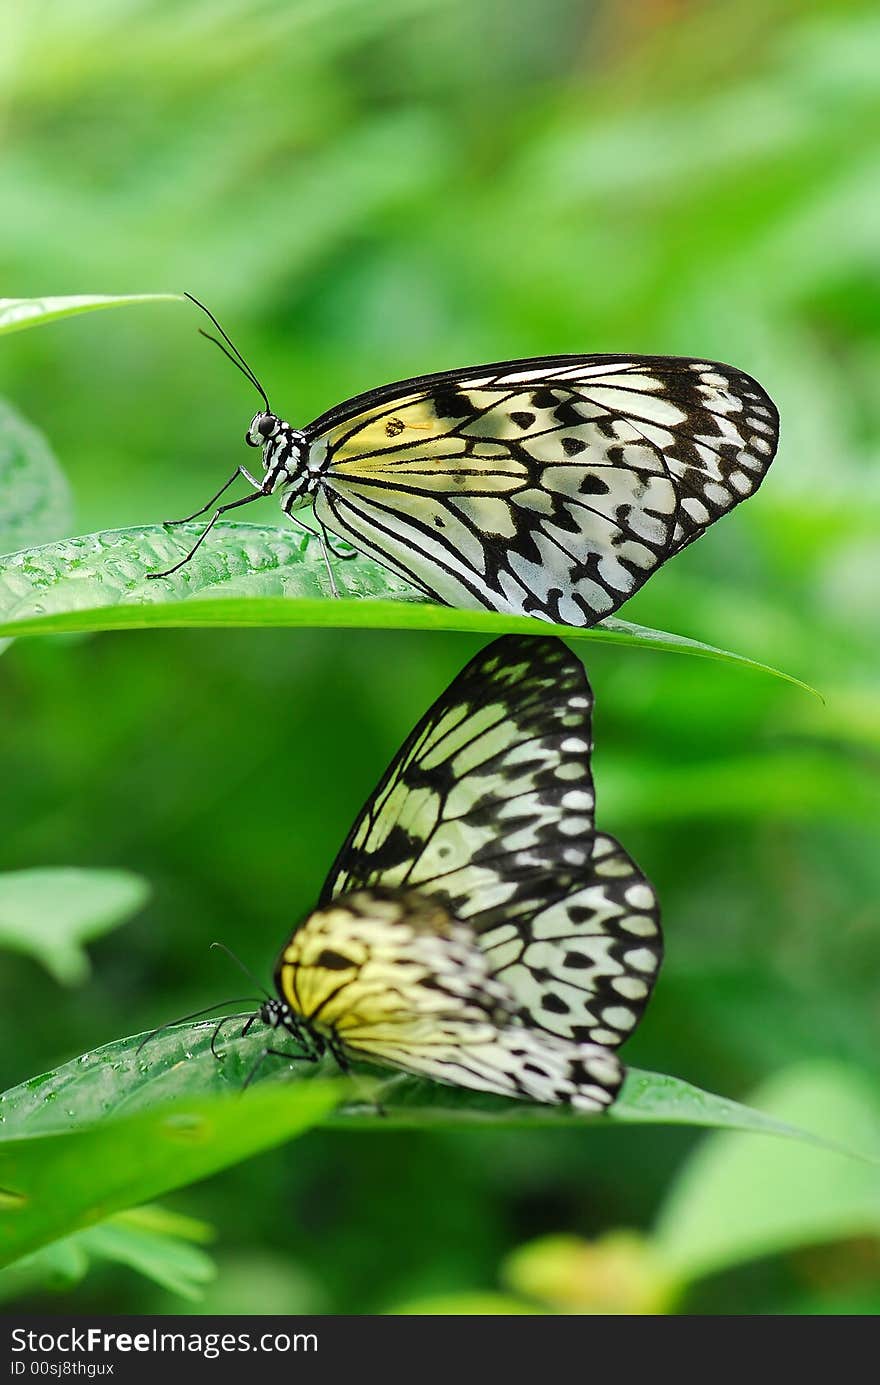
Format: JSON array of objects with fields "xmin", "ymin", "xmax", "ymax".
[
  {"xmin": 541, "ymin": 992, "xmax": 570, "ymax": 1015},
  {"xmin": 510, "ymin": 410, "xmax": 536, "ymax": 430},
  {"xmin": 553, "ymin": 400, "xmax": 585, "ymax": 428},
  {"xmin": 433, "ymin": 390, "xmax": 480, "ymax": 419},
  {"xmin": 562, "ymin": 436, "xmax": 587, "ymax": 457},
  {"xmin": 580, "ymin": 473, "xmax": 610, "ymax": 495},
  {"xmin": 568, "ymin": 905, "xmax": 597, "ymax": 924},
  {"xmin": 345, "ymin": 824, "xmax": 419, "ymax": 877},
  {"xmin": 562, "ymin": 951, "xmax": 592, "ymax": 970},
  {"xmin": 316, "ymin": 949, "xmax": 354, "ymax": 971}
]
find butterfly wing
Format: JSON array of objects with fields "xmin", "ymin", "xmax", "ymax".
[
  {"xmin": 319, "ymin": 634, "xmax": 597, "ymax": 931},
  {"xmin": 345, "ymin": 1018, "xmax": 623, "ymax": 1112},
  {"xmin": 304, "ymin": 354, "xmax": 778, "ymax": 625},
  {"xmin": 319, "ymin": 632, "xmax": 661, "ymax": 1052},
  {"xmin": 476, "ymin": 831, "xmax": 662, "ymax": 1049},
  {"xmin": 276, "ymin": 889, "xmax": 623, "ymax": 1111}
]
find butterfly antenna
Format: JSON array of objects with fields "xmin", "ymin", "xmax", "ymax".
[
  {"xmin": 210, "ymin": 940, "xmax": 271, "ymax": 998},
  {"xmin": 196, "ymin": 330, "xmax": 270, "ymax": 411},
  {"xmin": 136, "ymin": 996, "xmax": 261, "ymax": 1054},
  {"xmin": 184, "ymin": 292, "xmax": 271, "ymax": 412}
]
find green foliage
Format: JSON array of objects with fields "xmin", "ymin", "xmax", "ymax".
[
  {"xmin": 655, "ymin": 1062, "xmax": 880, "ymax": 1283},
  {"xmin": 394, "ymin": 1291, "xmax": 539, "ymax": 1314},
  {"xmin": 0, "ymin": 1027, "xmax": 851, "ymax": 1292},
  {"xmin": 0, "ymin": 401, "xmax": 73, "ymax": 557},
  {"xmin": 2, "ymin": 0, "xmax": 878, "ymax": 1316},
  {"xmin": 394, "ymin": 1063, "xmax": 880, "ymax": 1313},
  {"xmin": 164, "ymin": 1248, "xmax": 326, "ymax": 1316},
  {"xmin": 0, "ymin": 1078, "xmax": 342, "ymax": 1266},
  {"xmin": 0, "ymin": 1022, "xmax": 833, "ymax": 1143},
  {"xmin": 0, "ymin": 296, "xmax": 181, "ymax": 338},
  {"xmin": 0, "ymin": 1205, "xmax": 215, "ymax": 1303},
  {"xmin": 0, "ymin": 524, "xmax": 815, "ymax": 692},
  {"xmin": 0, "ymin": 869, "xmax": 149, "ymax": 985}
]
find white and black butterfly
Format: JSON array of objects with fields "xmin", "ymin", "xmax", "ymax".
[
  {"xmin": 247, "ymin": 634, "xmax": 662, "ymax": 1112},
  {"xmin": 149, "ymin": 296, "xmax": 779, "ymax": 628}
]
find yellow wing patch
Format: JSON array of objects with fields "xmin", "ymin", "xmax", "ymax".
[
  {"xmin": 273, "ymin": 887, "xmax": 623, "ymax": 1112},
  {"xmin": 304, "ymin": 355, "xmax": 779, "ymax": 626}
]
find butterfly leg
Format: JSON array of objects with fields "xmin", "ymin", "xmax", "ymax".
[
  {"xmin": 313, "ymin": 514, "xmax": 361, "ymax": 597},
  {"xmin": 318, "ymin": 531, "xmax": 341, "ymax": 599},
  {"xmin": 148, "ymin": 487, "xmax": 269, "ymax": 579},
  {"xmin": 241, "ymin": 1045, "xmax": 319, "ymax": 1092},
  {"xmin": 328, "ymin": 1039, "xmax": 387, "ymax": 1117},
  {"xmin": 284, "ymin": 511, "xmax": 342, "ymax": 598},
  {"xmin": 160, "ymin": 466, "xmax": 265, "ymax": 527},
  {"xmin": 210, "ymin": 1013, "xmax": 241, "ymax": 1058},
  {"xmin": 317, "ymin": 517, "xmax": 358, "ymax": 562}
]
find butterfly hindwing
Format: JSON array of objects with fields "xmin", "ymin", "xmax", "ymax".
[
  {"xmin": 304, "ymin": 354, "xmax": 778, "ymax": 625},
  {"xmin": 477, "ymin": 831, "xmax": 662, "ymax": 1049},
  {"xmin": 351, "ymin": 1018, "xmax": 623, "ymax": 1112},
  {"xmin": 319, "ymin": 634, "xmax": 596, "ymax": 931}
]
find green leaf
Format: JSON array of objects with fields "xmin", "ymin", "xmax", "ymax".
[
  {"xmin": 0, "ymin": 1022, "xmax": 839, "ymax": 1143},
  {"xmin": 72, "ymin": 1206, "xmax": 216, "ymax": 1300},
  {"xmin": 0, "ymin": 1029, "xmax": 858, "ymax": 1272},
  {"xmin": 0, "ymin": 1236, "xmax": 87, "ymax": 1302},
  {"xmin": 653, "ymin": 1062, "xmax": 880, "ymax": 1283},
  {"xmin": 0, "ymin": 1205, "xmax": 215, "ymax": 1304},
  {"xmin": 0, "ymin": 295, "xmax": 183, "ymax": 337},
  {"xmin": 358, "ymin": 1064, "xmax": 853, "ymax": 1147},
  {"xmin": 0, "ymin": 1080, "xmax": 342, "ymax": 1267},
  {"xmin": 0, "ymin": 523, "xmax": 816, "ymax": 693},
  {"xmin": 0, "ymin": 868, "xmax": 150, "ymax": 985},
  {"xmin": 0, "ymin": 401, "xmax": 74, "ymax": 558}
]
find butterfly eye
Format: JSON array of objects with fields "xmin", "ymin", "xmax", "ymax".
[{"xmin": 245, "ymin": 413, "xmax": 276, "ymax": 447}]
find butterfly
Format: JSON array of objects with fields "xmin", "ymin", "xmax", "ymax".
[
  {"xmin": 232, "ymin": 633, "xmax": 662, "ymax": 1112},
  {"xmin": 148, "ymin": 296, "xmax": 779, "ymax": 628}
]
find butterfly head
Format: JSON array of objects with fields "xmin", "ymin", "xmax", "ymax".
[
  {"xmin": 258, "ymin": 996, "xmax": 294, "ymax": 1030},
  {"xmin": 245, "ymin": 412, "xmax": 310, "ymax": 500},
  {"xmin": 258, "ymin": 993, "xmax": 321, "ymax": 1061},
  {"xmin": 245, "ymin": 410, "xmax": 282, "ymax": 449}
]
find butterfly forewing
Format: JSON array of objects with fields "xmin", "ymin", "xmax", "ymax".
[
  {"xmin": 276, "ymin": 889, "xmax": 622, "ymax": 1111},
  {"xmin": 319, "ymin": 635, "xmax": 596, "ymax": 931},
  {"xmin": 304, "ymin": 355, "xmax": 778, "ymax": 625}
]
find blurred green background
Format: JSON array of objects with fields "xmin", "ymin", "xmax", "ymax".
[{"xmin": 1, "ymin": 0, "xmax": 879, "ymax": 1314}]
